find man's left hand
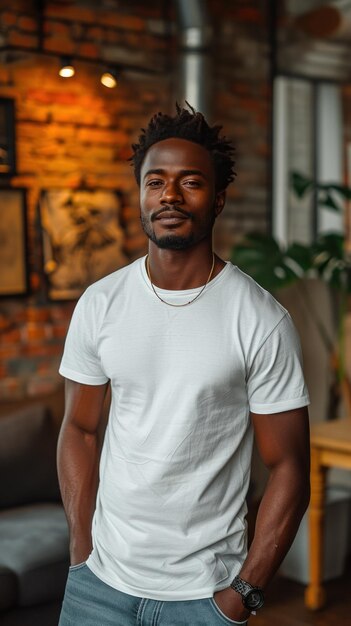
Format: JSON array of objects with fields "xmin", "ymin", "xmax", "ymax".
[{"xmin": 213, "ymin": 587, "xmax": 251, "ymax": 622}]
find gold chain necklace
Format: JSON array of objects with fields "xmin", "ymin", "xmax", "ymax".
[{"xmin": 146, "ymin": 253, "xmax": 215, "ymax": 307}]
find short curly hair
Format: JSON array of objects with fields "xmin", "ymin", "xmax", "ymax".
[{"xmin": 130, "ymin": 103, "xmax": 236, "ymax": 192}]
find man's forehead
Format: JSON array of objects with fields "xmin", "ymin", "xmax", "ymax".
[{"xmin": 141, "ymin": 137, "xmax": 213, "ymax": 173}]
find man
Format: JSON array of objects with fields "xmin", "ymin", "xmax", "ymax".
[{"xmin": 58, "ymin": 104, "xmax": 310, "ymax": 625}]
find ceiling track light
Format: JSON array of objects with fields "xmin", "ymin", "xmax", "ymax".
[
  {"xmin": 101, "ymin": 68, "xmax": 118, "ymax": 88},
  {"xmin": 59, "ymin": 56, "xmax": 75, "ymax": 78}
]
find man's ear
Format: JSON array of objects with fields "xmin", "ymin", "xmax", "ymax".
[{"xmin": 214, "ymin": 190, "xmax": 226, "ymax": 217}]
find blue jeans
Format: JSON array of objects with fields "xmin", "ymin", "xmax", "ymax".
[{"xmin": 59, "ymin": 563, "xmax": 248, "ymax": 625}]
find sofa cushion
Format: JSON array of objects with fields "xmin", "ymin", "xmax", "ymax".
[
  {"xmin": 0, "ymin": 503, "xmax": 69, "ymax": 607},
  {"xmin": 0, "ymin": 566, "xmax": 16, "ymax": 611},
  {"xmin": 0, "ymin": 405, "xmax": 60, "ymax": 508}
]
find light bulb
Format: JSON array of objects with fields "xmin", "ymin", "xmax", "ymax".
[
  {"xmin": 101, "ymin": 71, "xmax": 117, "ymax": 88},
  {"xmin": 59, "ymin": 57, "xmax": 75, "ymax": 78}
]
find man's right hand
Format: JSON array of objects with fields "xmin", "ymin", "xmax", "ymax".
[
  {"xmin": 69, "ymin": 536, "xmax": 93, "ymax": 566},
  {"xmin": 57, "ymin": 381, "xmax": 109, "ymax": 571}
]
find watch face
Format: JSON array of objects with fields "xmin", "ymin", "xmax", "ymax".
[{"xmin": 245, "ymin": 589, "xmax": 265, "ymax": 610}]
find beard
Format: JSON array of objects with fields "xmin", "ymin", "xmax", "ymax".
[
  {"xmin": 140, "ymin": 216, "xmax": 195, "ymax": 250},
  {"xmin": 140, "ymin": 210, "xmax": 215, "ymax": 251}
]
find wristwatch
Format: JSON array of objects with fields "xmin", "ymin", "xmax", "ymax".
[{"xmin": 230, "ymin": 575, "xmax": 265, "ymax": 611}]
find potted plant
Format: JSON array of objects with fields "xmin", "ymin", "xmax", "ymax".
[{"xmin": 230, "ymin": 173, "xmax": 351, "ymax": 418}]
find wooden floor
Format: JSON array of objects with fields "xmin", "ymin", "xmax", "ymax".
[{"xmin": 253, "ymin": 562, "xmax": 351, "ymax": 626}]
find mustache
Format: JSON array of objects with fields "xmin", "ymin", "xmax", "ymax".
[{"xmin": 151, "ymin": 206, "xmax": 193, "ymax": 221}]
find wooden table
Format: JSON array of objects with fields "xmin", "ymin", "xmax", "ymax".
[{"xmin": 305, "ymin": 419, "xmax": 351, "ymax": 610}]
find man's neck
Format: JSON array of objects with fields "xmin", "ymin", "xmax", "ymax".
[{"xmin": 147, "ymin": 243, "xmax": 225, "ymax": 291}]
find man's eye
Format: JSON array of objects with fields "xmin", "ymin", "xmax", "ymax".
[
  {"xmin": 147, "ymin": 180, "xmax": 163, "ymax": 187},
  {"xmin": 184, "ymin": 180, "xmax": 200, "ymax": 187}
]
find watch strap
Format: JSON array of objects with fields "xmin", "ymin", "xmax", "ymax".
[
  {"xmin": 230, "ymin": 575, "xmax": 253, "ymax": 596},
  {"xmin": 230, "ymin": 574, "xmax": 265, "ymax": 611}
]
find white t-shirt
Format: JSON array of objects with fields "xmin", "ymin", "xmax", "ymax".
[{"xmin": 59, "ymin": 257, "xmax": 309, "ymax": 601}]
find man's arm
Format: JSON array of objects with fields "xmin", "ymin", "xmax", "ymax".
[
  {"xmin": 214, "ymin": 406, "xmax": 310, "ymax": 621},
  {"xmin": 57, "ymin": 379, "xmax": 110, "ymax": 565}
]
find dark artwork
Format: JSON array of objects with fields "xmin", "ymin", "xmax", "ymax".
[
  {"xmin": 0, "ymin": 98, "xmax": 16, "ymax": 176},
  {"xmin": 0, "ymin": 188, "xmax": 28, "ymax": 296}
]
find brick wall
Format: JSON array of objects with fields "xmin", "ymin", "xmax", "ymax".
[
  {"xmin": 210, "ymin": 0, "xmax": 270, "ymax": 252},
  {"xmin": 0, "ymin": 0, "xmax": 271, "ymax": 401}
]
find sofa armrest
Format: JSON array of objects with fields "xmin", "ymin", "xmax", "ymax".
[{"xmin": 0, "ymin": 405, "xmax": 61, "ymax": 509}]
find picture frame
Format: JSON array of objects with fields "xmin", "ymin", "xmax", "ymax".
[
  {"xmin": 0, "ymin": 188, "xmax": 29, "ymax": 296},
  {"xmin": 39, "ymin": 187, "xmax": 128, "ymax": 300},
  {"xmin": 0, "ymin": 98, "xmax": 16, "ymax": 176}
]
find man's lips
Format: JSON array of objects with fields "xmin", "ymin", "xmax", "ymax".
[
  {"xmin": 156, "ymin": 212, "xmax": 188, "ymax": 222},
  {"xmin": 152, "ymin": 208, "xmax": 191, "ymax": 224}
]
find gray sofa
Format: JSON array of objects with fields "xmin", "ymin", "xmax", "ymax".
[{"xmin": 0, "ymin": 400, "xmax": 69, "ymax": 626}]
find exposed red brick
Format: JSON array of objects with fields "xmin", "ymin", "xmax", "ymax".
[
  {"xmin": 44, "ymin": 36, "xmax": 75, "ymax": 55},
  {"xmin": 0, "ymin": 0, "xmax": 270, "ymax": 402},
  {"xmin": 77, "ymin": 41, "xmax": 99, "ymax": 59},
  {"xmin": 23, "ymin": 344, "xmax": 63, "ymax": 358},
  {"xmin": 256, "ymin": 142, "xmax": 270, "ymax": 157},
  {"xmin": 37, "ymin": 360, "xmax": 54, "ymax": 374},
  {"xmin": 0, "ymin": 316, "xmax": 11, "ymax": 331},
  {"xmin": 30, "ymin": 272, "xmax": 41, "ymax": 291},
  {"xmin": 26, "ymin": 89, "xmax": 80, "ymax": 105},
  {"xmin": 104, "ymin": 29, "xmax": 122, "ymax": 44},
  {"xmin": 0, "ymin": 346, "xmax": 19, "ymax": 360},
  {"xmin": 7, "ymin": 30, "xmax": 38, "ymax": 48},
  {"xmin": 1, "ymin": 11, "xmax": 18, "ymax": 27},
  {"xmin": 27, "ymin": 377, "xmax": 61, "ymax": 397},
  {"xmin": 51, "ymin": 305, "xmax": 75, "ymax": 321},
  {"xmin": 70, "ymin": 21, "xmax": 84, "ymax": 39},
  {"xmin": 76, "ymin": 127, "xmax": 129, "ymax": 145},
  {"xmin": 233, "ymin": 82, "xmax": 250, "ymax": 95},
  {"xmin": 121, "ymin": 32, "xmax": 140, "ymax": 48},
  {"xmin": 237, "ymin": 7, "xmax": 263, "ymax": 23},
  {"xmin": 52, "ymin": 325, "xmax": 69, "ymax": 339},
  {"xmin": 0, "ymin": 377, "xmax": 24, "ymax": 400},
  {"xmin": 125, "ymin": 234, "xmax": 147, "ymax": 255},
  {"xmin": 85, "ymin": 25, "xmax": 104, "ymax": 40},
  {"xmin": 45, "ymin": 4, "xmax": 97, "ymax": 24},
  {"xmin": 25, "ymin": 324, "xmax": 49, "ymax": 342},
  {"xmin": 44, "ymin": 19, "xmax": 71, "ymax": 37},
  {"xmin": 238, "ymin": 97, "xmax": 263, "ymax": 113},
  {"xmin": 26, "ymin": 307, "xmax": 51, "ymax": 323},
  {"xmin": 256, "ymin": 110, "xmax": 268, "ymax": 128},
  {"xmin": 18, "ymin": 15, "xmax": 37, "ymax": 32},
  {"xmin": 1, "ymin": 328, "xmax": 22, "ymax": 344},
  {"xmin": 98, "ymin": 13, "xmax": 145, "ymax": 32}
]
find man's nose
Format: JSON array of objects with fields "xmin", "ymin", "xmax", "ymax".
[{"xmin": 161, "ymin": 181, "xmax": 183, "ymax": 204}]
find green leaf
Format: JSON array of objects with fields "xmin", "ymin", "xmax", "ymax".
[
  {"xmin": 231, "ymin": 234, "xmax": 303, "ymax": 291},
  {"xmin": 313, "ymin": 233, "xmax": 344, "ymax": 260},
  {"xmin": 286, "ymin": 243, "xmax": 313, "ymax": 272},
  {"xmin": 318, "ymin": 191, "xmax": 343, "ymax": 212},
  {"xmin": 231, "ymin": 230, "xmax": 351, "ymax": 294},
  {"xmin": 291, "ymin": 172, "xmax": 313, "ymax": 198},
  {"xmin": 291, "ymin": 172, "xmax": 351, "ymax": 210},
  {"xmin": 323, "ymin": 183, "xmax": 351, "ymax": 200},
  {"xmin": 244, "ymin": 233, "xmax": 281, "ymax": 254}
]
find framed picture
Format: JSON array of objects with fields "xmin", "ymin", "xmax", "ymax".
[
  {"xmin": 39, "ymin": 188, "xmax": 128, "ymax": 300},
  {"xmin": 345, "ymin": 141, "xmax": 351, "ymax": 256},
  {"xmin": 0, "ymin": 188, "xmax": 28, "ymax": 296},
  {"xmin": 0, "ymin": 98, "xmax": 16, "ymax": 176}
]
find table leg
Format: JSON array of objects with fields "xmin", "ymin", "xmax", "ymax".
[{"xmin": 305, "ymin": 447, "xmax": 327, "ymax": 609}]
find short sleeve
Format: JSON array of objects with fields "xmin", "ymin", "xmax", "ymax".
[
  {"xmin": 59, "ymin": 291, "xmax": 109, "ymax": 386},
  {"xmin": 247, "ymin": 313, "xmax": 309, "ymax": 414}
]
